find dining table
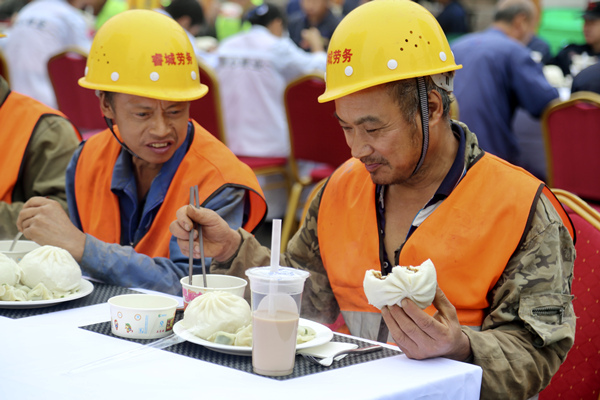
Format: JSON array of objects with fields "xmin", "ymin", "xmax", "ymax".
[{"xmin": 0, "ymin": 280, "xmax": 483, "ymax": 399}]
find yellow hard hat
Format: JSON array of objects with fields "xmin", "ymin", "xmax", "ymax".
[
  {"xmin": 79, "ymin": 9, "xmax": 208, "ymax": 101},
  {"xmin": 318, "ymin": 0, "xmax": 462, "ymax": 103}
]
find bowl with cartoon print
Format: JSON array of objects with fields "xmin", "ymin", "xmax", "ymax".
[{"xmin": 108, "ymin": 294, "xmax": 179, "ymax": 339}]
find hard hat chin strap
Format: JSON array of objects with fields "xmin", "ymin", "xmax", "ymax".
[
  {"xmin": 410, "ymin": 76, "xmax": 429, "ymax": 177},
  {"xmin": 104, "ymin": 116, "xmax": 142, "ymax": 160}
]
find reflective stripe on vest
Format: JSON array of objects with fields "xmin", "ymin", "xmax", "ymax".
[
  {"xmin": 0, "ymin": 91, "xmax": 81, "ymax": 202},
  {"xmin": 319, "ymin": 153, "xmax": 574, "ymax": 335},
  {"xmin": 74, "ymin": 120, "xmax": 267, "ymax": 258}
]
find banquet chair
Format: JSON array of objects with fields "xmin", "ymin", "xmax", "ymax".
[
  {"xmin": 540, "ymin": 189, "xmax": 600, "ymax": 400},
  {"xmin": 541, "ymin": 91, "xmax": 600, "ymax": 204},
  {"xmin": 280, "ymin": 73, "xmax": 352, "ymax": 250},
  {"xmin": 0, "ymin": 48, "xmax": 9, "ymax": 85},
  {"xmin": 47, "ymin": 48, "xmax": 105, "ymax": 138},
  {"xmin": 189, "ymin": 60, "xmax": 227, "ymax": 143}
]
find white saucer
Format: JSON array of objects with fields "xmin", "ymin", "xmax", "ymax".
[
  {"xmin": 173, "ymin": 318, "xmax": 333, "ymax": 356},
  {"xmin": 0, "ymin": 279, "xmax": 94, "ymax": 309}
]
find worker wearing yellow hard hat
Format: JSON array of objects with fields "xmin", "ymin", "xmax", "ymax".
[
  {"xmin": 17, "ymin": 9, "xmax": 267, "ymax": 296},
  {"xmin": 169, "ymin": 1, "xmax": 575, "ymax": 397}
]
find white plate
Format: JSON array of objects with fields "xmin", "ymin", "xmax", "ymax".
[
  {"xmin": 0, "ymin": 279, "xmax": 94, "ymax": 309},
  {"xmin": 173, "ymin": 318, "xmax": 333, "ymax": 356}
]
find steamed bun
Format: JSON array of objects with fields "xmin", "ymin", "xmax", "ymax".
[
  {"xmin": 19, "ymin": 245, "xmax": 81, "ymax": 294},
  {"xmin": 0, "ymin": 252, "xmax": 21, "ymax": 287},
  {"xmin": 363, "ymin": 259, "xmax": 437, "ymax": 310},
  {"xmin": 182, "ymin": 291, "xmax": 251, "ymax": 340}
]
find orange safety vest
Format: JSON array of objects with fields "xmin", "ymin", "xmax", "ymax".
[
  {"xmin": 0, "ymin": 91, "xmax": 81, "ymax": 203},
  {"xmin": 319, "ymin": 153, "xmax": 574, "ymax": 329},
  {"xmin": 74, "ymin": 120, "xmax": 267, "ymax": 258}
]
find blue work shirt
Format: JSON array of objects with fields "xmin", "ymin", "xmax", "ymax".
[
  {"xmin": 66, "ymin": 122, "xmax": 247, "ymax": 295},
  {"xmin": 451, "ymin": 28, "xmax": 559, "ymax": 165}
]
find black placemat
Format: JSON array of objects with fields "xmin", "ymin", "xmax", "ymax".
[
  {"xmin": 0, "ymin": 282, "xmax": 141, "ymax": 319},
  {"xmin": 79, "ymin": 314, "xmax": 401, "ymax": 380}
]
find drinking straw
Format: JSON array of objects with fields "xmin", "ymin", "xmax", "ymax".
[
  {"xmin": 268, "ymin": 219, "xmax": 282, "ymax": 317},
  {"xmin": 270, "ymin": 219, "xmax": 282, "ymax": 273}
]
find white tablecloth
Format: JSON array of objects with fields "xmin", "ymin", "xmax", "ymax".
[{"xmin": 0, "ymin": 289, "xmax": 482, "ymax": 400}]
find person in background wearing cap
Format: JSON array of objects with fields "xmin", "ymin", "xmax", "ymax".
[
  {"xmin": 170, "ymin": 0, "xmax": 575, "ymax": 397},
  {"xmin": 450, "ymin": 0, "xmax": 558, "ymax": 170},
  {"xmin": 215, "ymin": 2, "xmax": 326, "ymax": 220},
  {"xmin": 0, "ymin": 33, "xmax": 82, "ymax": 240},
  {"xmin": 548, "ymin": 0, "xmax": 600, "ymax": 77},
  {"xmin": 16, "ymin": 10, "xmax": 267, "ymax": 296}
]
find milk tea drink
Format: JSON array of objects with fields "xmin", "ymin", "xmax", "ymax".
[
  {"xmin": 252, "ymin": 309, "xmax": 299, "ymax": 375},
  {"xmin": 245, "ymin": 267, "xmax": 310, "ymax": 377}
]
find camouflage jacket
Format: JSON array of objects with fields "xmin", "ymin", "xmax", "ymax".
[{"xmin": 212, "ymin": 122, "xmax": 576, "ymax": 400}]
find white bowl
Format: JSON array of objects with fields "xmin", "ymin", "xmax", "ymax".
[
  {"xmin": 108, "ymin": 294, "xmax": 179, "ymax": 339},
  {"xmin": 180, "ymin": 274, "xmax": 247, "ymax": 309},
  {"xmin": 0, "ymin": 240, "xmax": 41, "ymax": 263}
]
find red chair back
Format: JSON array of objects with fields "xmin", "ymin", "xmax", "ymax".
[
  {"xmin": 541, "ymin": 91, "xmax": 600, "ymax": 202},
  {"xmin": 285, "ymin": 73, "xmax": 351, "ymax": 180},
  {"xmin": 540, "ymin": 190, "xmax": 600, "ymax": 399},
  {"xmin": 47, "ymin": 49, "xmax": 106, "ymax": 134},
  {"xmin": 188, "ymin": 61, "xmax": 226, "ymax": 143}
]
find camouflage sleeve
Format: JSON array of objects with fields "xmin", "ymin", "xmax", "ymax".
[
  {"xmin": 462, "ymin": 193, "xmax": 576, "ymax": 399},
  {"xmin": 0, "ymin": 115, "xmax": 79, "ymax": 239},
  {"xmin": 210, "ymin": 184, "xmax": 340, "ymax": 324}
]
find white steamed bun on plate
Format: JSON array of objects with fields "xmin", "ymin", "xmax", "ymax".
[
  {"xmin": 0, "ymin": 252, "xmax": 21, "ymax": 287},
  {"xmin": 19, "ymin": 245, "xmax": 82, "ymax": 294},
  {"xmin": 182, "ymin": 291, "xmax": 251, "ymax": 340},
  {"xmin": 363, "ymin": 259, "xmax": 437, "ymax": 310}
]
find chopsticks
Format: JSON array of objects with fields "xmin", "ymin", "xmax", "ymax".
[{"xmin": 189, "ymin": 185, "xmax": 207, "ymax": 287}]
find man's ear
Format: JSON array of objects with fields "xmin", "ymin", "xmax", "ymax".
[
  {"xmin": 428, "ymin": 89, "xmax": 445, "ymax": 126},
  {"xmin": 99, "ymin": 92, "xmax": 115, "ymax": 119}
]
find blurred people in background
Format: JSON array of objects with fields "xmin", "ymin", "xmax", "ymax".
[
  {"xmin": 161, "ymin": 0, "xmax": 205, "ymax": 37},
  {"xmin": 2, "ymin": 0, "xmax": 93, "ymax": 109},
  {"xmin": 571, "ymin": 62, "xmax": 600, "ymax": 94},
  {"xmin": 451, "ymin": 0, "xmax": 558, "ymax": 167},
  {"xmin": 0, "ymin": 0, "xmax": 30, "ymax": 21},
  {"xmin": 83, "ymin": 0, "xmax": 128, "ymax": 31},
  {"xmin": 215, "ymin": 2, "xmax": 326, "ymax": 219},
  {"xmin": 527, "ymin": 34, "xmax": 552, "ymax": 64},
  {"xmin": 287, "ymin": 0, "xmax": 340, "ymax": 52},
  {"xmin": 0, "ymin": 69, "xmax": 81, "ymax": 239},
  {"xmin": 156, "ymin": 0, "xmax": 207, "ymax": 60},
  {"xmin": 16, "ymin": 10, "xmax": 267, "ymax": 295},
  {"xmin": 548, "ymin": 0, "xmax": 600, "ymax": 78},
  {"xmin": 434, "ymin": 0, "xmax": 469, "ymax": 42},
  {"xmin": 214, "ymin": 0, "xmax": 259, "ymax": 41}
]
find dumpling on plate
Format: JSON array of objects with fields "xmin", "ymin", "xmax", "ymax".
[
  {"xmin": 19, "ymin": 245, "xmax": 81, "ymax": 296},
  {"xmin": 234, "ymin": 324, "xmax": 252, "ymax": 347},
  {"xmin": 0, "ymin": 252, "xmax": 21, "ymax": 287},
  {"xmin": 182, "ymin": 291, "xmax": 251, "ymax": 340}
]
